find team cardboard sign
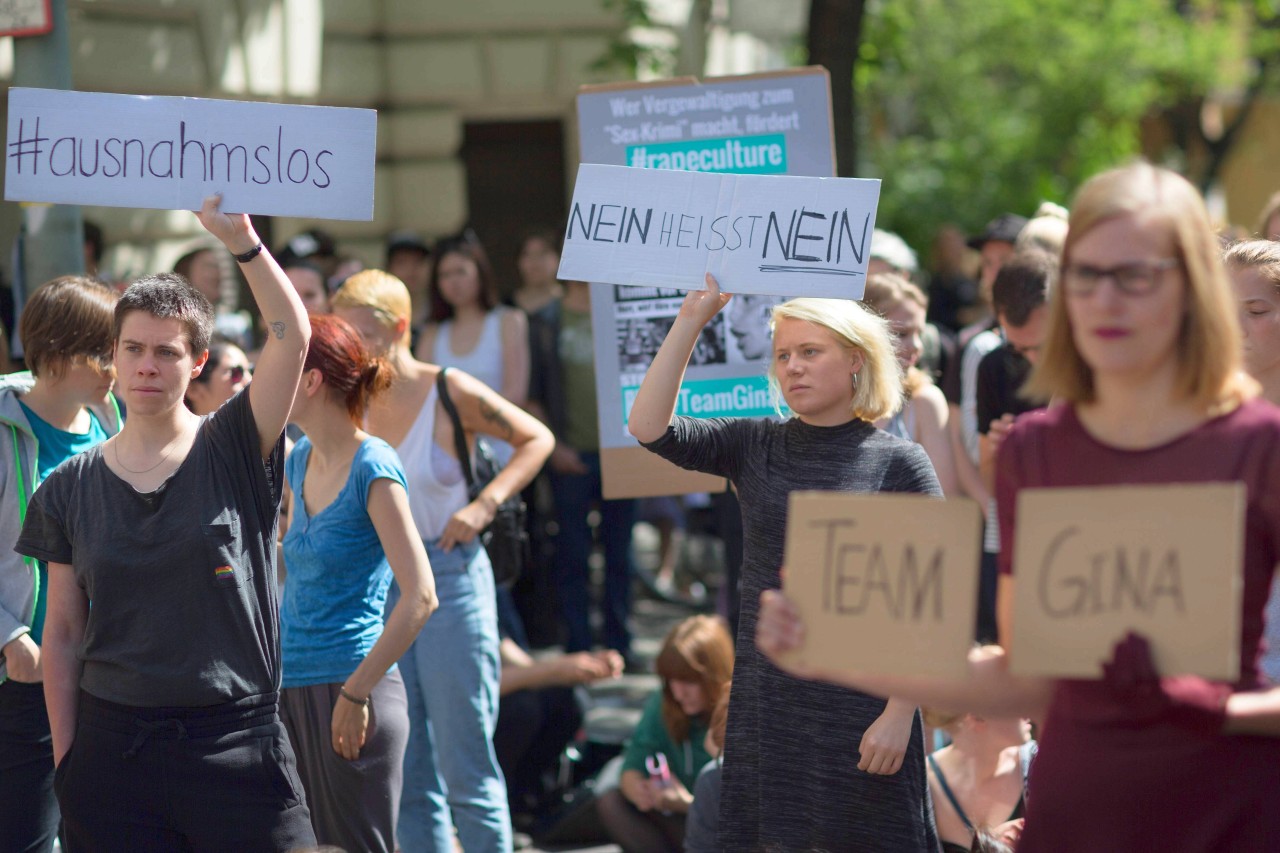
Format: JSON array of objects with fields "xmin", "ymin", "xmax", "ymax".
[
  {"xmin": 780, "ymin": 492, "xmax": 982, "ymax": 679},
  {"xmin": 1009, "ymin": 483, "xmax": 1245, "ymax": 681},
  {"xmin": 559, "ymin": 164, "xmax": 880, "ymax": 299},
  {"xmin": 5, "ymin": 88, "xmax": 377, "ymax": 220}
]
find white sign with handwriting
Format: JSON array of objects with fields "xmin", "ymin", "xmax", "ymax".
[{"xmin": 5, "ymin": 88, "xmax": 377, "ymax": 220}]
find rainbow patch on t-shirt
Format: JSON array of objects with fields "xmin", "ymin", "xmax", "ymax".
[{"xmin": 214, "ymin": 565, "xmax": 235, "ymax": 582}]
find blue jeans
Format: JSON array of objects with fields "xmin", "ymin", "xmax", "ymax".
[
  {"xmin": 386, "ymin": 539, "xmax": 510, "ymax": 853},
  {"xmin": 549, "ymin": 452, "xmax": 637, "ymax": 654}
]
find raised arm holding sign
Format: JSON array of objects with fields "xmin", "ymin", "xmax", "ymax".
[{"xmin": 757, "ymin": 163, "xmax": 1280, "ymax": 853}]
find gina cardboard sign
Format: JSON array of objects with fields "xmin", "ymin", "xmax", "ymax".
[{"xmin": 1009, "ymin": 482, "xmax": 1245, "ymax": 680}]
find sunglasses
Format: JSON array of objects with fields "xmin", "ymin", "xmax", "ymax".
[{"xmin": 226, "ymin": 365, "xmax": 250, "ymax": 383}]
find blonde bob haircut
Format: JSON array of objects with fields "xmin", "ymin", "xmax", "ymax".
[
  {"xmin": 331, "ymin": 269, "xmax": 413, "ymax": 348},
  {"xmin": 1024, "ymin": 162, "xmax": 1253, "ymax": 412},
  {"xmin": 768, "ymin": 297, "xmax": 904, "ymax": 422}
]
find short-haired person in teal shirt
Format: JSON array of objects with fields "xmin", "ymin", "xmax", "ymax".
[
  {"xmin": 597, "ymin": 615, "xmax": 734, "ymax": 852},
  {"xmin": 0, "ymin": 275, "xmax": 121, "ymax": 853},
  {"xmin": 280, "ymin": 314, "xmax": 437, "ymax": 853}
]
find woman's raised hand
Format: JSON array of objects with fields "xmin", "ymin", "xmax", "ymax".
[
  {"xmin": 678, "ymin": 273, "xmax": 733, "ymax": 327},
  {"xmin": 195, "ymin": 194, "xmax": 259, "ymax": 255}
]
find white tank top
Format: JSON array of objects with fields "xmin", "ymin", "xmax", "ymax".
[
  {"xmin": 432, "ymin": 310, "xmax": 504, "ymax": 394},
  {"xmin": 397, "ymin": 384, "xmax": 470, "ymax": 542},
  {"xmin": 431, "ymin": 310, "xmax": 515, "ymax": 466}
]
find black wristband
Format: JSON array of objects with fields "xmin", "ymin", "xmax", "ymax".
[
  {"xmin": 233, "ymin": 242, "xmax": 264, "ymax": 264},
  {"xmin": 338, "ymin": 686, "xmax": 369, "ymax": 707}
]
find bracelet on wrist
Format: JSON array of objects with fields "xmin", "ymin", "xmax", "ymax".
[
  {"xmin": 338, "ymin": 686, "xmax": 369, "ymax": 707},
  {"xmin": 233, "ymin": 242, "xmax": 264, "ymax": 264}
]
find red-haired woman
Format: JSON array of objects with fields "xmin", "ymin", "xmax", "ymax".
[
  {"xmin": 596, "ymin": 615, "xmax": 734, "ymax": 852},
  {"xmin": 280, "ymin": 314, "xmax": 438, "ymax": 853}
]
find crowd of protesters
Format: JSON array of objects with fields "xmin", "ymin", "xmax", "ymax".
[{"xmin": 1, "ymin": 170, "xmax": 1279, "ymax": 853}]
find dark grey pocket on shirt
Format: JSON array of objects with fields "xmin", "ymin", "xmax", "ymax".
[{"xmin": 203, "ymin": 520, "xmax": 247, "ymax": 588}]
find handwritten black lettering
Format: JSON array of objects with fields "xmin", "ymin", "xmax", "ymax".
[
  {"xmin": 49, "ymin": 136, "xmax": 75, "ymax": 177},
  {"xmin": 252, "ymin": 145, "xmax": 272, "ymax": 184},
  {"xmin": 312, "ymin": 150, "xmax": 333, "ymax": 188},
  {"xmin": 210, "ymin": 142, "xmax": 249, "ymax": 183},
  {"xmin": 103, "ymin": 138, "xmax": 123, "ymax": 178},
  {"xmin": 122, "ymin": 139, "xmax": 144, "ymax": 178},
  {"xmin": 676, "ymin": 214, "xmax": 696, "ymax": 248},
  {"xmin": 791, "ymin": 208, "xmax": 826, "ymax": 262},
  {"xmin": 623, "ymin": 206, "xmax": 651, "ymax": 243},
  {"xmin": 592, "ymin": 204, "xmax": 621, "ymax": 242},
  {"xmin": 77, "ymin": 139, "xmax": 100, "ymax": 177},
  {"xmin": 148, "ymin": 140, "xmax": 173, "ymax": 178},
  {"xmin": 179, "ymin": 121, "xmax": 205, "ymax": 181},
  {"xmin": 1037, "ymin": 526, "xmax": 1187, "ymax": 618},
  {"xmin": 286, "ymin": 148, "xmax": 310, "ymax": 184}
]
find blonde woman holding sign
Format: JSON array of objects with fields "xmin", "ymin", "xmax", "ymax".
[
  {"xmin": 757, "ymin": 163, "xmax": 1280, "ymax": 851},
  {"xmin": 628, "ymin": 277, "xmax": 942, "ymax": 852}
]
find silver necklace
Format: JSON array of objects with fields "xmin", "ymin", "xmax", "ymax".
[{"xmin": 112, "ymin": 432, "xmax": 184, "ymax": 475}]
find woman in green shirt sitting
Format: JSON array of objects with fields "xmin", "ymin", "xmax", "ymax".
[{"xmin": 597, "ymin": 615, "xmax": 734, "ymax": 853}]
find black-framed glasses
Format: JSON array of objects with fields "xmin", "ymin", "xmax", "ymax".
[{"xmin": 1063, "ymin": 258, "xmax": 1181, "ymax": 297}]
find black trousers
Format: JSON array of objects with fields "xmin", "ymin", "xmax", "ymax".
[
  {"xmin": 55, "ymin": 690, "xmax": 316, "ymax": 853},
  {"xmin": 495, "ymin": 685, "xmax": 582, "ymax": 811},
  {"xmin": 0, "ymin": 679, "xmax": 59, "ymax": 853}
]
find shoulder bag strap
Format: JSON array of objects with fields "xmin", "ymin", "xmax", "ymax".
[
  {"xmin": 435, "ymin": 367, "xmax": 476, "ymax": 489},
  {"xmin": 926, "ymin": 752, "xmax": 975, "ymax": 833}
]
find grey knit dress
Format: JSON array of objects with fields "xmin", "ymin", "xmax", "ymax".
[{"xmin": 643, "ymin": 415, "xmax": 941, "ymax": 853}]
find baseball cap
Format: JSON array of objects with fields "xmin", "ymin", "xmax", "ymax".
[{"xmin": 967, "ymin": 214, "xmax": 1028, "ymax": 250}]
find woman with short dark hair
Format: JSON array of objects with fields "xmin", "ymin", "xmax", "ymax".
[{"xmin": 19, "ymin": 196, "xmax": 317, "ymax": 850}]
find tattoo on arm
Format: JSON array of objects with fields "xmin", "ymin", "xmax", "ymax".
[
  {"xmin": 270, "ymin": 321, "xmax": 285, "ymax": 340},
  {"xmin": 479, "ymin": 396, "xmax": 515, "ymax": 440}
]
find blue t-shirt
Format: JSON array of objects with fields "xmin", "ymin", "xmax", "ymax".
[
  {"xmin": 19, "ymin": 403, "xmax": 110, "ymax": 646},
  {"xmin": 281, "ymin": 436, "xmax": 407, "ymax": 688}
]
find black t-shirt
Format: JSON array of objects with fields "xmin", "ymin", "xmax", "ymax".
[
  {"xmin": 16, "ymin": 389, "xmax": 285, "ymax": 707},
  {"xmin": 975, "ymin": 344, "xmax": 1038, "ymax": 435}
]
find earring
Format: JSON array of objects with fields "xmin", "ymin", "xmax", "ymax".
[{"xmin": 852, "ymin": 372, "xmax": 859, "ymax": 388}]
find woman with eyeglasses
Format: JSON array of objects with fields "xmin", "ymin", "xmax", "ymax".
[
  {"xmin": 758, "ymin": 163, "xmax": 1280, "ymax": 851},
  {"xmin": 0, "ymin": 276, "xmax": 122, "ymax": 853},
  {"xmin": 184, "ymin": 337, "xmax": 252, "ymax": 415},
  {"xmin": 415, "ymin": 233, "xmax": 529, "ymax": 464}
]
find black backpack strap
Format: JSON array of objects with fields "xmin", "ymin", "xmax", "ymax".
[{"xmin": 435, "ymin": 367, "xmax": 476, "ymax": 489}]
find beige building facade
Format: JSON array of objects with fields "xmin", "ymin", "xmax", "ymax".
[{"xmin": 0, "ymin": 0, "xmax": 631, "ymax": 292}]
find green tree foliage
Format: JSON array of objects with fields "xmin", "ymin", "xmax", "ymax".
[{"xmin": 859, "ymin": 0, "xmax": 1238, "ymax": 253}]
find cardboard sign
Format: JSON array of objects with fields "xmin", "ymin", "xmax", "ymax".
[
  {"xmin": 577, "ymin": 68, "xmax": 836, "ymax": 499},
  {"xmin": 1009, "ymin": 483, "xmax": 1245, "ymax": 681},
  {"xmin": 559, "ymin": 164, "xmax": 880, "ymax": 299},
  {"xmin": 5, "ymin": 88, "xmax": 377, "ymax": 220},
  {"xmin": 780, "ymin": 492, "xmax": 983, "ymax": 679}
]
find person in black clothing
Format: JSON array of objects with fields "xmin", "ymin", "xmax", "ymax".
[{"xmin": 974, "ymin": 250, "xmax": 1057, "ymax": 644}]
